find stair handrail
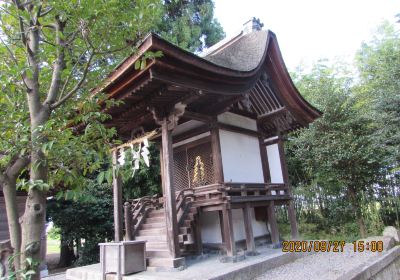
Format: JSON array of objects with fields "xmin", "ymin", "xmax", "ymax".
[
  {"xmin": 176, "ymin": 189, "xmax": 195, "ymax": 226},
  {"xmin": 124, "ymin": 194, "xmax": 161, "ymax": 240}
]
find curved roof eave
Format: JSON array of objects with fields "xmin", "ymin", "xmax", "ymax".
[
  {"xmin": 94, "ymin": 32, "xmax": 271, "ymax": 96},
  {"xmin": 95, "ymin": 30, "xmax": 321, "ymax": 125},
  {"xmin": 265, "ymin": 33, "xmax": 322, "ymax": 124}
]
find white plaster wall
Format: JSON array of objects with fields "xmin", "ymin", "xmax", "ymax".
[
  {"xmin": 200, "ymin": 211, "xmax": 222, "ymax": 244},
  {"xmin": 200, "ymin": 208, "xmax": 267, "ymax": 244},
  {"xmin": 251, "ymin": 208, "xmax": 268, "ymax": 237},
  {"xmin": 266, "ymin": 144, "xmax": 284, "ymax": 184},
  {"xmin": 219, "ymin": 130, "xmax": 264, "ymax": 183},
  {"xmin": 232, "ymin": 209, "xmax": 246, "ymax": 241},
  {"xmin": 217, "ymin": 112, "xmax": 258, "ymax": 131}
]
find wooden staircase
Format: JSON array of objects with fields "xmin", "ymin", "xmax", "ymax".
[{"xmin": 124, "ymin": 191, "xmax": 199, "ymax": 269}]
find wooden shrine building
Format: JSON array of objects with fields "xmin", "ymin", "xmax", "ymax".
[{"xmin": 98, "ymin": 19, "xmax": 321, "ymax": 270}]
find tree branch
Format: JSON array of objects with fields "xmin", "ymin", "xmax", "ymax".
[
  {"xmin": 45, "ymin": 19, "xmax": 65, "ymax": 106},
  {"xmin": 50, "ymin": 52, "xmax": 94, "ymax": 110},
  {"xmin": 0, "ymin": 36, "xmax": 18, "ymax": 65},
  {"xmin": 5, "ymin": 155, "xmax": 30, "ymax": 181}
]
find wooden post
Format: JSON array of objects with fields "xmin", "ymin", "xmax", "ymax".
[
  {"xmin": 288, "ymin": 201, "xmax": 299, "ymax": 239},
  {"xmin": 257, "ymin": 125, "xmax": 271, "ymax": 183},
  {"xmin": 267, "ymin": 201, "xmax": 279, "ymax": 244},
  {"xmin": 112, "ymin": 150, "xmax": 123, "ymax": 242},
  {"xmin": 210, "ymin": 124, "xmax": 224, "ymax": 183},
  {"xmin": 218, "ymin": 211, "xmax": 225, "ymax": 243},
  {"xmin": 124, "ymin": 202, "xmax": 132, "ymax": 241},
  {"xmin": 243, "ymin": 203, "xmax": 256, "ymax": 254},
  {"xmin": 194, "ymin": 211, "xmax": 203, "ymax": 255},
  {"xmin": 277, "ymin": 138, "xmax": 299, "ymax": 239},
  {"xmin": 221, "ymin": 206, "xmax": 236, "ymax": 256},
  {"xmin": 161, "ymin": 118, "xmax": 180, "ymax": 258}
]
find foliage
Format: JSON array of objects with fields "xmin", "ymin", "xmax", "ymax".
[
  {"xmin": 0, "ymin": 0, "xmax": 223, "ymax": 275},
  {"xmin": 47, "ymin": 183, "xmax": 113, "ymax": 266},
  {"xmin": 286, "ymin": 21, "xmax": 400, "ymax": 240},
  {"xmin": 158, "ymin": 0, "xmax": 225, "ymax": 52},
  {"xmin": 120, "ymin": 144, "xmax": 161, "ymax": 200}
]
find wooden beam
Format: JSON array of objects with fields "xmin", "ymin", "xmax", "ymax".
[
  {"xmin": 112, "ymin": 150, "xmax": 123, "ymax": 242},
  {"xmin": 217, "ymin": 122, "xmax": 260, "ymax": 138},
  {"xmin": 221, "ymin": 206, "xmax": 236, "ymax": 257},
  {"xmin": 172, "ymin": 124, "xmax": 210, "ymax": 144},
  {"xmin": 258, "ymin": 125, "xmax": 271, "ymax": 183},
  {"xmin": 243, "ymin": 203, "xmax": 256, "ymax": 253},
  {"xmin": 267, "ymin": 201, "xmax": 279, "ymax": 244},
  {"xmin": 257, "ymin": 107, "xmax": 286, "ymax": 123},
  {"xmin": 161, "ymin": 118, "xmax": 180, "ymax": 258},
  {"xmin": 183, "ymin": 111, "xmax": 214, "ymax": 123},
  {"xmin": 210, "ymin": 125, "xmax": 224, "ymax": 183}
]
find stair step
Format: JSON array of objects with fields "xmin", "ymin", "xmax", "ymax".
[
  {"xmin": 190, "ymin": 207, "xmax": 198, "ymax": 214},
  {"xmin": 141, "ymin": 223, "xmax": 165, "ymax": 229},
  {"xmin": 136, "ymin": 235, "xmax": 167, "ymax": 242},
  {"xmin": 146, "ymin": 242, "xmax": 168, "ymax": 250},
  {"xmin": 138, "ymin": 228, "xmax": 166, "ymax": 235},
  {"xmin": 179, "ymin": 227, "xmax": 191, "ymax": 235},
  {"xmin": 148, "ymin": 211, "xmax": 164, "ymax": 218},
  {"xmin": 146, "ymin": 250, "xmax": 171, "ymax": 258},
  {"xmin": 178, "ymin": 233, "xmax": 195, "ymax": 245},
  {"xmin": 147, "ymin": 257, "xmax": 184, "ymax": 268},
  {"xmin": 146, "ymin": 217, "xmax": 164, "ymax": 223}
]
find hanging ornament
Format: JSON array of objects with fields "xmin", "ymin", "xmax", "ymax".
[
  {"xmin": 131, "ymin": 143, "xmax": 141, "ymax": 176},
  {"xmin": 117, "ymin": 148, "xmax": 125, "ymax": 166},
  {"xmin": 141, "ymin": 138, "xmax": 150, "ymax": 167}
]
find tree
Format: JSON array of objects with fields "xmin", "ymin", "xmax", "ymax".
[
  {"xmin": 47, "ymin": 183, "xmax": 114, "ymax": 267},
  {"xmin": 0, "ymin": 1, "xmax": 163, "ymax": 278},
  {"xmin": 289, "ymin": 62, "xmax": 387, "ymax": 238},
  {"xmin": 158, "ymin": 0, "xmax": 225, "ymax": 52},
  {"xmin": 355, "ymin": 21, "xmax": 400, "ymax": 227},
  {"xmin": 0, "ymin": 1, "xmax": 224, "ymax": 277}
]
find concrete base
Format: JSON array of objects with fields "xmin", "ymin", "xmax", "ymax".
[
  {"xmin": 245, "ymin": 251, "xmax": 260, "ymax": 256},
  {"xmin": 66, "ymin": 245, "xmax": 311, "ymax": 280},
  {"xmin": 337, "ymin": 246, "xmax": 400, "ymax": 280},
  {"xmin": 267, "ymin": 242, "xmax": 281, "ymax": 249},
  {"xmin": 219, "ymin": 253, "xmax": 246, "ymax": 263}
]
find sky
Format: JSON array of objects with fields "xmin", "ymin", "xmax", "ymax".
[{"xmin": 214, "ymin": 0, "xmax": 399, "ymax": 70}]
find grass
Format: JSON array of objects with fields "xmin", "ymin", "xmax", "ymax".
[{"xmin": 47, "ymin": 237, "xmax": 60, "ymax": 254}]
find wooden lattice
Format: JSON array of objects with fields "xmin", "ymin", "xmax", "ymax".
[{"xmin": 173, "ymin": 141, "xmax": 214, "ymax": 191}]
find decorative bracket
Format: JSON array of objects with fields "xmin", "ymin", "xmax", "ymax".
[{"xmin": 151, "ymin": 102, "xmax": 187, "ymax": 131}]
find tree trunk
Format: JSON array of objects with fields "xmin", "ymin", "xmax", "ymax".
[
  {"xmin": 58, "ymin": 234, "xmax": 75, "ymax": 268},
  {"xmin": 21, "ymin": 109, "xmax": 50, "ymax": 279},
  {"xmin": 2, "ymin": 177, "xmax": 22, "ymax": 272},
  {"xmin": 348, "ymin": 187, "xmax": 367, "ymax": 238}
]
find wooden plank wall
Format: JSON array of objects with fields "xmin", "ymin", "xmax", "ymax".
[{"xmin": 0, "ymin": 196, "xmax": 26, "ymax": 241}]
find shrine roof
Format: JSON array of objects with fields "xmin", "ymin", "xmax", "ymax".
[{"xmin": 95, "ymin": 28, "xmax": 321, "ymax": 139}]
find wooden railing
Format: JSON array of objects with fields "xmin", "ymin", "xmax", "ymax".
[
  {"xmin": 124, "ymin": 182, "xmax": 290, "ymax": 239},
  {"xmin": 191, "ymin": 182, "xmax": 290, "ymax": 207},
  {"xmin": 124, "ymin": 194, "xmax": 163, "ymax": 240},
  {"xmin": 175, "ymin": 189, "xmax": 195, "ymax": 226}
]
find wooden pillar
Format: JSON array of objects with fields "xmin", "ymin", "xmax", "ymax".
[
  {"xmin": 242, "ymin": 203, "xmax": 256, "ymax": 253},
  {"xmin": 161, "ymin": 118, "xmax": 180, "ymax": 258},
  {"xmin": 112, "ymin": 150, "xmax": 123, "ymax": 242},
  {"xmin": 218, "ymin": 211, "xmax": 225, "ymax": 243},
  {"xmin": 210, "ymin": 124, "xmax": 224, "ymax": 183},
  {"xmin": 277, "ymin": 138, "xmax": 299, "ymax": 239},
  {"xmin": 258, "ymin": 131, "xmax": 271, "ymax": 183},
  {"xmin": 221, "ymin": 206, "xmax": 236, "ymax": 256},
  {"xmin": 267, "ymin": 201, "xmax": 279, "ymax": 244},
  {"xmin": 194, "ymin": 211, "xmax": 203, "ymax": 255}
]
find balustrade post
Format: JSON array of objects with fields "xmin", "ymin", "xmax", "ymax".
[{"xmin": 124, "ymin": 202, "xmax": 133, "ymax": 241}]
